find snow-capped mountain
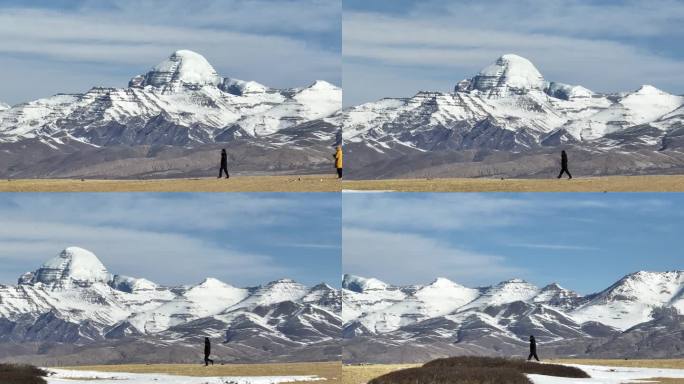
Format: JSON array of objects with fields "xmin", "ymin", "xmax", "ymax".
[
  {"xmin": 342, "ymin": 272, "xmax": 684, "ymax": 363},
  {"xmin": 0, "ymin": 50, "xmax": 341, "ymax": 178},
  {"xmin": 0, "ymin": 247, "xmax": 341, "ymax": 364},
  {"xmin": 342, "ymin": 54, "xmax": 684, "ymax": 179}
]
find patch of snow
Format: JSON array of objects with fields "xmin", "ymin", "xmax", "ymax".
[
  {"xmin": 528, "ymin": 364, "xmax": 684, "ymax": 383},
  {"xmin": 45, "ymin": 368, "xmax": 323, "ymax": 384}
]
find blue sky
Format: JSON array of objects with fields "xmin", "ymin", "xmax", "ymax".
[
  {"xmin": 0, "ymin": 0, "xmax": 341, "ymax": 105},
  {"xmin": 0, "ymin": 193, "xmax": 341, "ymax": 288},
  {"xmin": 343, "ymin": 0, "xmax": 684, "ymax": 106},
  {"xmin": 343, "ymin": 193, "xmax": 684, "ymax": 294}
]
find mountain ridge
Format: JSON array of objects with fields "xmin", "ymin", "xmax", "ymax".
[
  {"xmin": 0, "ymin": 247, "xmax": 341, "ymax": 364},
  {"xmin": 342, "ymin": 271, "xmax": 684, "ymax": 362},
  {"xmin": 0, "ymin": 50, "xmax": 342, "ymax": 178},
  {"xmin": 342, "ymin": 54, "xmax": 684, "ymax": 179}
]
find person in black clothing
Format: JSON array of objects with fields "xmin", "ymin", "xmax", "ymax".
[
  {"xmin": 527, "ymin": 335, "xmax": 539, "ymax": 361},
  {"xmin": 218, "ymin": 149, "xmax": 229, "ymax": 179},
  {"xmin": 204, "ymin": 337, "xmax": 214, "ymax": 366},
  {"xmin": 557, "ymin": 150, "xmax": 572, "ymax": 179}
]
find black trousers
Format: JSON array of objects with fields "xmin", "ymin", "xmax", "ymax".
[
  {"xmin": 557, "ymin": 166, "xmax": 571, "ymax": 179},
  {"xmin": 205, "ymin": 355, "xmax": 214, "ymax": 366},
  {"xmin": 219, "ymin": 165, "xmax": 229, "ymax": 178},
  {"xmin": 528, "ymin": 351, "xmax": 539, "ymax": 361},
  {"xmin": 336, "ymin": 168, "xmax": 343, "ymax": 179}
]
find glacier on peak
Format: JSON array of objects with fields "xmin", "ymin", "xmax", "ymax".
[
  {"xmin": 131, "ymin": 50, "xmax": 222, "ymax": 88},
  {"xmin": 342, "ymin": 274, "xmax": 389, "ymax": 292},
  {"xmin": 456, "ymin": 54, "xmax": 546, "ymax": 96},
  {"xmin": 28, "ymin": 246, "xmax": 112, "ymax": 287}
]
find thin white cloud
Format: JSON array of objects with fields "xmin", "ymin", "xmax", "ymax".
[
  {"xmin": 0, "ymin": 219, "xmax": 286, "ymax": 286},
  {"xmin": 342, "ymin": 194, "xmax": 671, "ymax": 232},
  {"xmin": 342, "ymin": 2, "xmax": 684, "ymax": 106},
  {"xmin": 507, "ymin": 243, "xmax": 599, "ymax": 251},
  {"xmin": 342, "ymin": 227, "xmax": 525, "ymax": 286},
  {"xmin": 342, "ymin": 193, "xmax": 531, "ymax": 231},
  {"xmin": 0, "ymin": 194, "xmax": 339, "ymax": 286},
  {"xmin": 0, "ymin": 2, "xmax": 340, "ymax": 104}
]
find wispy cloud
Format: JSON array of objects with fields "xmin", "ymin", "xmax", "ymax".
[
  {"xmin": 342, "ymin": 193, "xmax": 530, "ymax": 231},
  {"xmin": 343, "ymin": 227, "xmax": 525, "ymax": 286},
  {"xmin": 0, "ymin": 0, "xmax": 340, "ymax": 104},
  {"xmin": 507, "ymin": 243, "xmax": 599, "ymax": 251},
  {"xmin": 343, "ymin": 0, "xmax": 684, "ymax": 106},
  {"xmin": 342, "ymin": 193, "xmax": 683, "ymax": 291},
  {"xmin": 0, "ymin": 193, "xmax": 340, "ymax": 287}
]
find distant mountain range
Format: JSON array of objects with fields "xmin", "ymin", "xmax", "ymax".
[
  {"xmin": 342, "ymin": 272, "xmax": 684, "ymax": 363},
  {"xmin": 0, "ymin": 50, "xmax": 341, "ymax": 178},
  {"xmin": 341, "ymin": 54, "xmax": 684, "ymax": 179},
  {"xmin": 0, "ymin": 247, "xmax": 341, "ymax": 365}
]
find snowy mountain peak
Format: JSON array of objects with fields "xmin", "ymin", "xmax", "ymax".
[
  {"xmin": 540, "ymin": 282, "xmax": 564, "ymax": 291},
  {"xmin": 634, "ymin": 84, "xmax": 668, "ymax": 95},
  {"xmin": 605, "ymin": 270, "xmax": 684, "ymax": 299},
  {"xmin": 571, "ymin": 270, "xmax": 684, "ymax": 330},
  {"xmin": 306, "ymin": 80, "xmax": 339, "ymax": 90},
  {"xmin": 131, "ymin": 49, "xmax": 222, "ymax": 88},
  {"xmin": 27, "ymin": 247, "xmax": 111, "ymax": 287},
  {"xmin": 545, "ymin": 82, "xmax": 593, "ymax": 100},
  {"xmin": 457, "ymin": 54, "xmax": 545, "ymax": 96},
  {"xmin": 311, "ymin": 282, "xmax": 335, "ymax": 291},
  {"xmin": 342, "ymin": 274, "xmax": 389, "ymax": 292},
  {"xmin": 196, "ymin": 277, "xmax": 231, "ymax": 288},
  {"xmin": 428, "ymin": 277, "xmax": 458, "ymax": 287},
  {"xmin": 0, "ymin": 101, "xmax": 9, "ymax": 111}
]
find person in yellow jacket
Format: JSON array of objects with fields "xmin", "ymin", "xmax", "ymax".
[{"xmin": 333, "ymin": 146, "xmax": 343, "ymax": 179}]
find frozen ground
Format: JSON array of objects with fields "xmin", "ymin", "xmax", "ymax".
[
  {"xmin": 45, "ymin": 368, "xmax": 323, "ymax": 384},
  {"xmin": 529, "ymin": 364, "xmax": 684, "ymax": 383}
]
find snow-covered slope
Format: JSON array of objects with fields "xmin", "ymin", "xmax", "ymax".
[
  {"xmin": 0, "ymin": 247, "xmax": 341, "ymax": 353},
  {"xmin": 343, "ymin": 271, "xmax": 684, "ymax": 362},
  {"xmin": 343, "ymin": 271, "xmax": 683, "ymax": 341},
  {"xmin": 342, "ymin": 54, "xmax": 684, "ymax": 178},
  {"xmin": 0, "ymin": 50, "xmax": 341, "ymax": 145},
  {"xmin": 571, "ymin": 270, "xmax": 684, "ymax": 330}
]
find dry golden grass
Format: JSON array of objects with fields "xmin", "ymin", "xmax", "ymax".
[
  {"xmin": 342, "ymin": 364, "xmax": 420, "ymax": 384},
  {"xmin": 0, "ymin": 174, "xmax": 340, "ymax": 192},
  {"xmin": 550, "ymin": 359, "xmax": 684, "ymax": 369},
  {"xmin": 61, "ymin": 362, "xmax": 340, "ymax": 383},
  {"xmin": 640, "ymin": 378, "xmax": 684, "ymax": 384},
  {"xmin": 343, "ymin": 175, "xmax": 684, "ymax": 192}
]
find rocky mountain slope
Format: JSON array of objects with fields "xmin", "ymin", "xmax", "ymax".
[
  {"xmin": 342, "ymin": 272, "xmax": 684, "ymax": 362},
  {"xmin": 342, "ymin": 54, "xmax": 684, "ymax": 179},
  {"xmin": 0, "ymin": 50, "xmax": 341, "ymax": 178},
  {"xmin": 0, "ymin": 247, "xmax": 341, "ymax": 364}
]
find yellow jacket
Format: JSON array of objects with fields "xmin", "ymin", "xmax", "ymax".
[{"xmin": 334, "ymin": 148, "xmax": 343, "ymax": 168}]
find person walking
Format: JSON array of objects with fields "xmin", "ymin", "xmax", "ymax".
[
  {"xmin": 557, "ymin": 150, "xmax": 572, "ymax": 179},
  {"xmin": 204, "ymin": 337, "xmax": 214, "ymax": 366},
  {"xmin": 334, "ymin": 146, "xmax": 343, "ymax": 179},
  {"xmin": 527, "ymin": 335, "xmax": 540, "ymax": 361},
  {"xmin": 218, "ymin": 149, "xmax": 229, "ymax": 179}
]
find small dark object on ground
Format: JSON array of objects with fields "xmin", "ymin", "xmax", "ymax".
[
  {"xmin": 0, "ymin": 364, "xmax": 48, "ymax": 384},
  {"xmin": 369, "ymin": 366, "xmax": 531, "ymax": 384},
  {"xmin": 424, "ymin": 356, "xmax": 590, "ymax": 378}
]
